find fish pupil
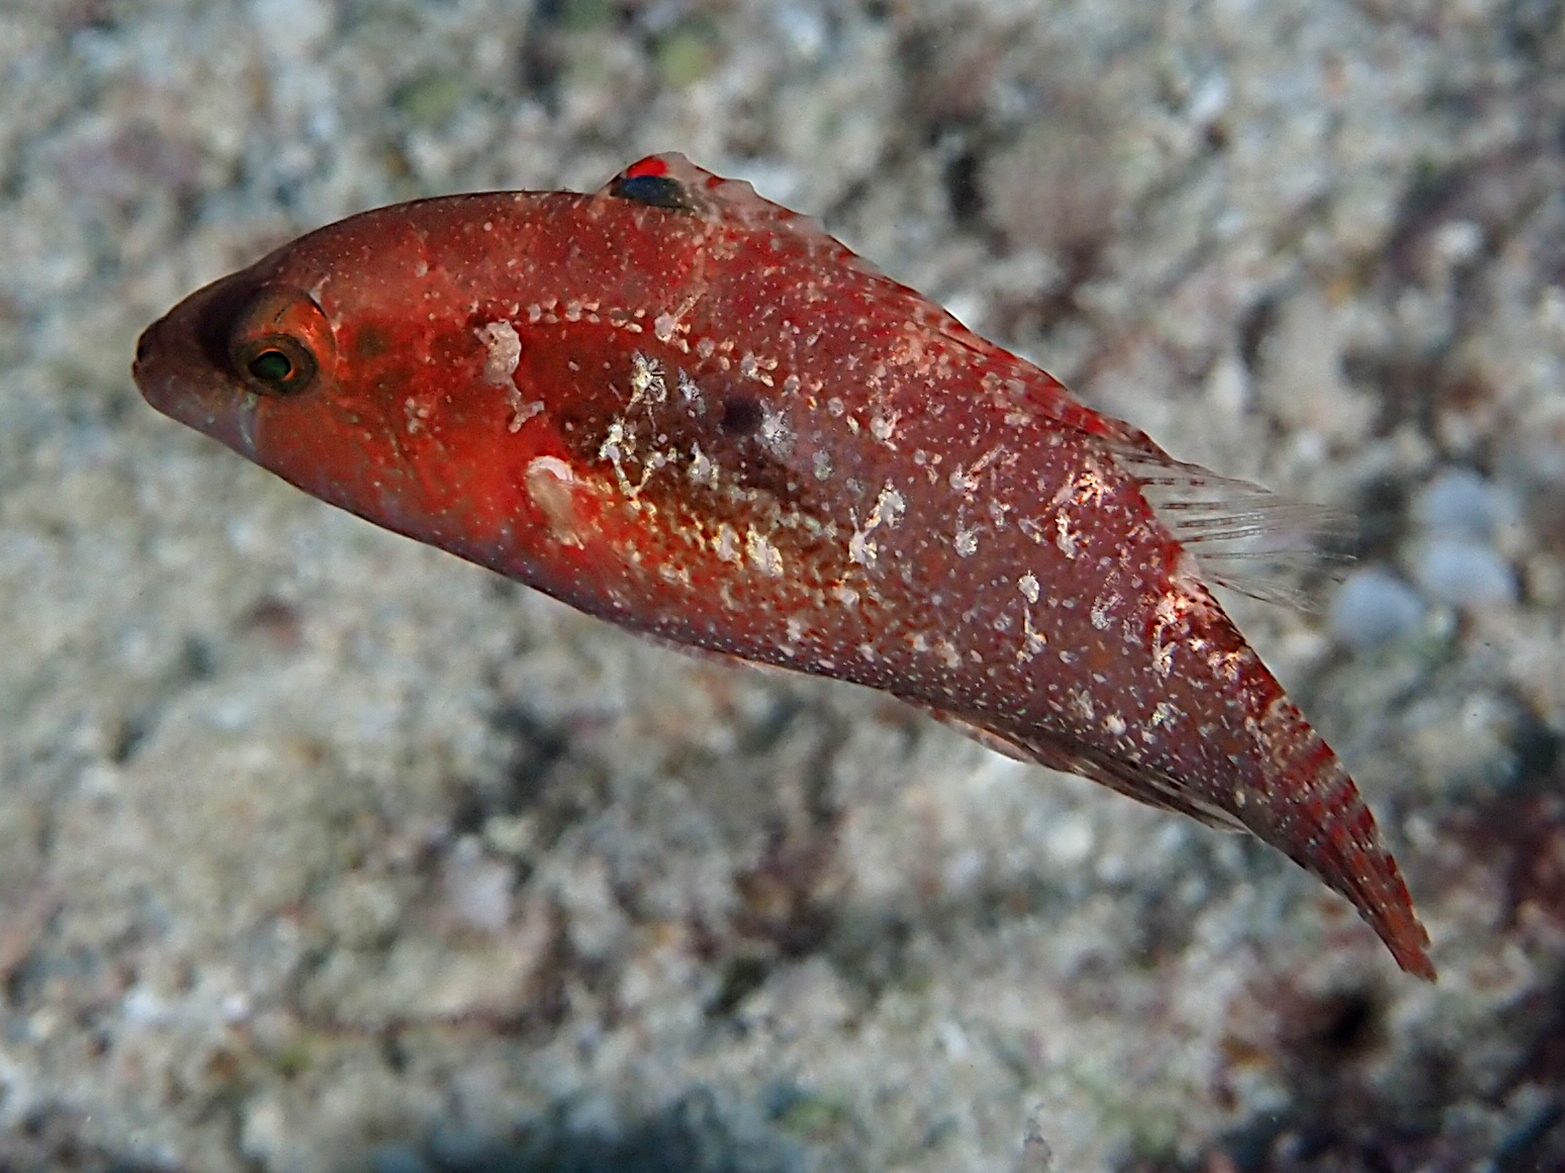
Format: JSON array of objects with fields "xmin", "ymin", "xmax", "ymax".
[{"xmin": 248, "ymin": 348, "xmax": 293, "ymax": 384}]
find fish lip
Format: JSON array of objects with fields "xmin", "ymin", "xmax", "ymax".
[
  {"xmin": 131, "ymin": 317, "xmax": 178, "ymax": 414},
  {"xmin": 131, "ymin": 327, "xmax": 154, "ymax": 384},
  {"xmin": 132, "ymin": 315, "xmax": 187, "ymax": 415}
]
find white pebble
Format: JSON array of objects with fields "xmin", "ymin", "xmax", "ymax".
[
  {"xmin": 442, "ymin": 836, "xmax": 515, "ymax": 933},
  {"xmin": 1044, "ymin": 814, "xmax": 1095, "ymax": 868},
  {"xmin": 1412, "ymin": 467, "xmax": 1509, "ymax": 539},
  {"xmin": 1411, "ymin": 537, "xmax": 1516, "ymax": 608},
  {"xmin": 772, "ymin": 4, "xmax": 829, "ymax": 59},
  {"xmin": 1330, "ymin": 567, "xmax": 1425, "ymax": 648}
]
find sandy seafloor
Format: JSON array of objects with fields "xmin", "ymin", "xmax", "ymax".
[{"xmin": 3, "ymin": 1, "xmax": 1565, "ymax": 1170}]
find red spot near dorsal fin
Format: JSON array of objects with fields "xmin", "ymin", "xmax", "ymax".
[{"xmin": 623, "ymin": 156, "xmax": 670, "ymax": 179}]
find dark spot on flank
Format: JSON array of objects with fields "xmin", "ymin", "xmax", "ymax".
[
  {"xmin": 719, "ymin": 394, "xmax": 763, "ymax": 435},
  {"xmin": 354, "ymin": 324, "xmax": 392, "ymax": 359}
]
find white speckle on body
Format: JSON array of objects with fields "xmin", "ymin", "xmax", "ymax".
[
  {"xmin": 404, "ymin": 397, "xmax": 430, "ymax": 436},
  {"xmin": 869, "ymin": 484, "xmax": 904, "ymax": 528},
  {"xmin": 1019, "ymin": 613, "xmax": 1047, "ymax": 660},
  {"xmin": 849, "ymin": 528, "xmax": 876, "ymax": 567},
  {"xmin": 476, "ymin": 320, "xmax": 521, "ymax": 386},
  {"xmin": 524, "ymin": 456, "xmax": 585, "ymax": 547},
  {"xmin": 629, "ymin": 351, "xmax": 666, "ymax": 404},
  {"xmin": 508, "ymin": 399, "xmax": 544, "ymax": 433},
  {"xmin": 1068, "ymin": 689, "xmax": 1094, "ymax": 722},
  {"xmin": 849, "ymin": 484, "xmax": 904, "ymax": 567},
  {"xmin": 688, "ymin": 444, "xmax": 715, "ymax": 486},
  {"xmin": 716, "ymin": 524, "xmax": 741, "ymax": 563},
  {"xmin": 1090, "ymin": 595, "xmax": 1118, "ymax": 630},
  {"xmin": 1055, "ymin": 514, "xmax": 1079, "ymax": 559},
  {"xmin": 1150, "ymin": 594, "xmax": 1185, "ymax": 678},
  {"xmin": 599, "ymin": 419, "xmax": 627, "ymax": 466},
  {"xmin": 760, "ymin": 404, "xmax": 791, "ymax": 450},
  {"xmin": 746, "ymin": 529, "xmax": 784, "ymax": 576},
  {"xmin": 1018, "ymin": 572, "xmax": 1040, "ymax": 604}
]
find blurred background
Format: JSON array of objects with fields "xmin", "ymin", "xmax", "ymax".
[{"xmin": 2, "ymin": 1, "xmax": 1564, "ymax": 1170}]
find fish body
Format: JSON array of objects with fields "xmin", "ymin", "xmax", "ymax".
[{"xmin": 134, "ymin": 153, "xmax": 1433, "ymax": 978}]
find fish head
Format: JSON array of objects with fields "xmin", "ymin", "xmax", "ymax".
[
  {"xmin": 132, "ymin": 205, "xmax": 565, "ymax": 561},
  {"xmin": 133, "ymin": 264, "xmax": 333, "ymax": 466}
]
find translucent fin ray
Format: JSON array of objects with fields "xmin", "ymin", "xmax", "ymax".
[{"xmin": 1112, "ymin": 444, "xmax": 1354, "ymax": 611}]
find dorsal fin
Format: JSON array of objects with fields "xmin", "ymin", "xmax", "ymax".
[
  {"xmin": 1111, "ymin": 442, "xmax": 1354, "ymax": 610},
  {"xmin": 601, "ymin": 153, "xmax": 876, "ymax": 270}
]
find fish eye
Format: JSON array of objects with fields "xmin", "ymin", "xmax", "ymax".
[
  {"xmin": 233, "ymin": 334, "xmax": 317, "ymax": 395},
  {"xmin": 225, "ymin": 284, "xmax": 335, "ymax": 397}
]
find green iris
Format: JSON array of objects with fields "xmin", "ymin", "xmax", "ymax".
[{"xmin": 233, "ymin": 333, "xmax": 317, "ymax": 395}]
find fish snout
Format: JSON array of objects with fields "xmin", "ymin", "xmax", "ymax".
[
  {"xmin": 131, "ymin": 302, "xmax": 261, "ymax": 461},
  {"xmin": 131, "ymin": 312, "xmax": 186, "ymax": 417}
]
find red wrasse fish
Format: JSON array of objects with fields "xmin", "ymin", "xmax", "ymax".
[{"xmin": 133, "ymin": 153, "xmax": 1434, "ymax": 979}]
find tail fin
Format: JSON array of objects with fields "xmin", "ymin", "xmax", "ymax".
[{"xmin": 1245, "ymin": 693, "xmax": 1435, "ymax": 979}]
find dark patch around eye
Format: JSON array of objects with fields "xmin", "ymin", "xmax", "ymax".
[
  {"xmin": 719, "ymin": 395, "xmax": 764, "ymax": 435},
  {"xmin": 609, "ymin": 173, "xmax": 699, "ymax": 212},
  {"xmin": 196, "ymin": 276, "xmax": 261, "ymax": 373}
]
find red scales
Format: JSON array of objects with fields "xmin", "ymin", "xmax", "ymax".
[{"xmin": 134, "ymin": 153, "xmax": 1434, "ymax": 979}]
